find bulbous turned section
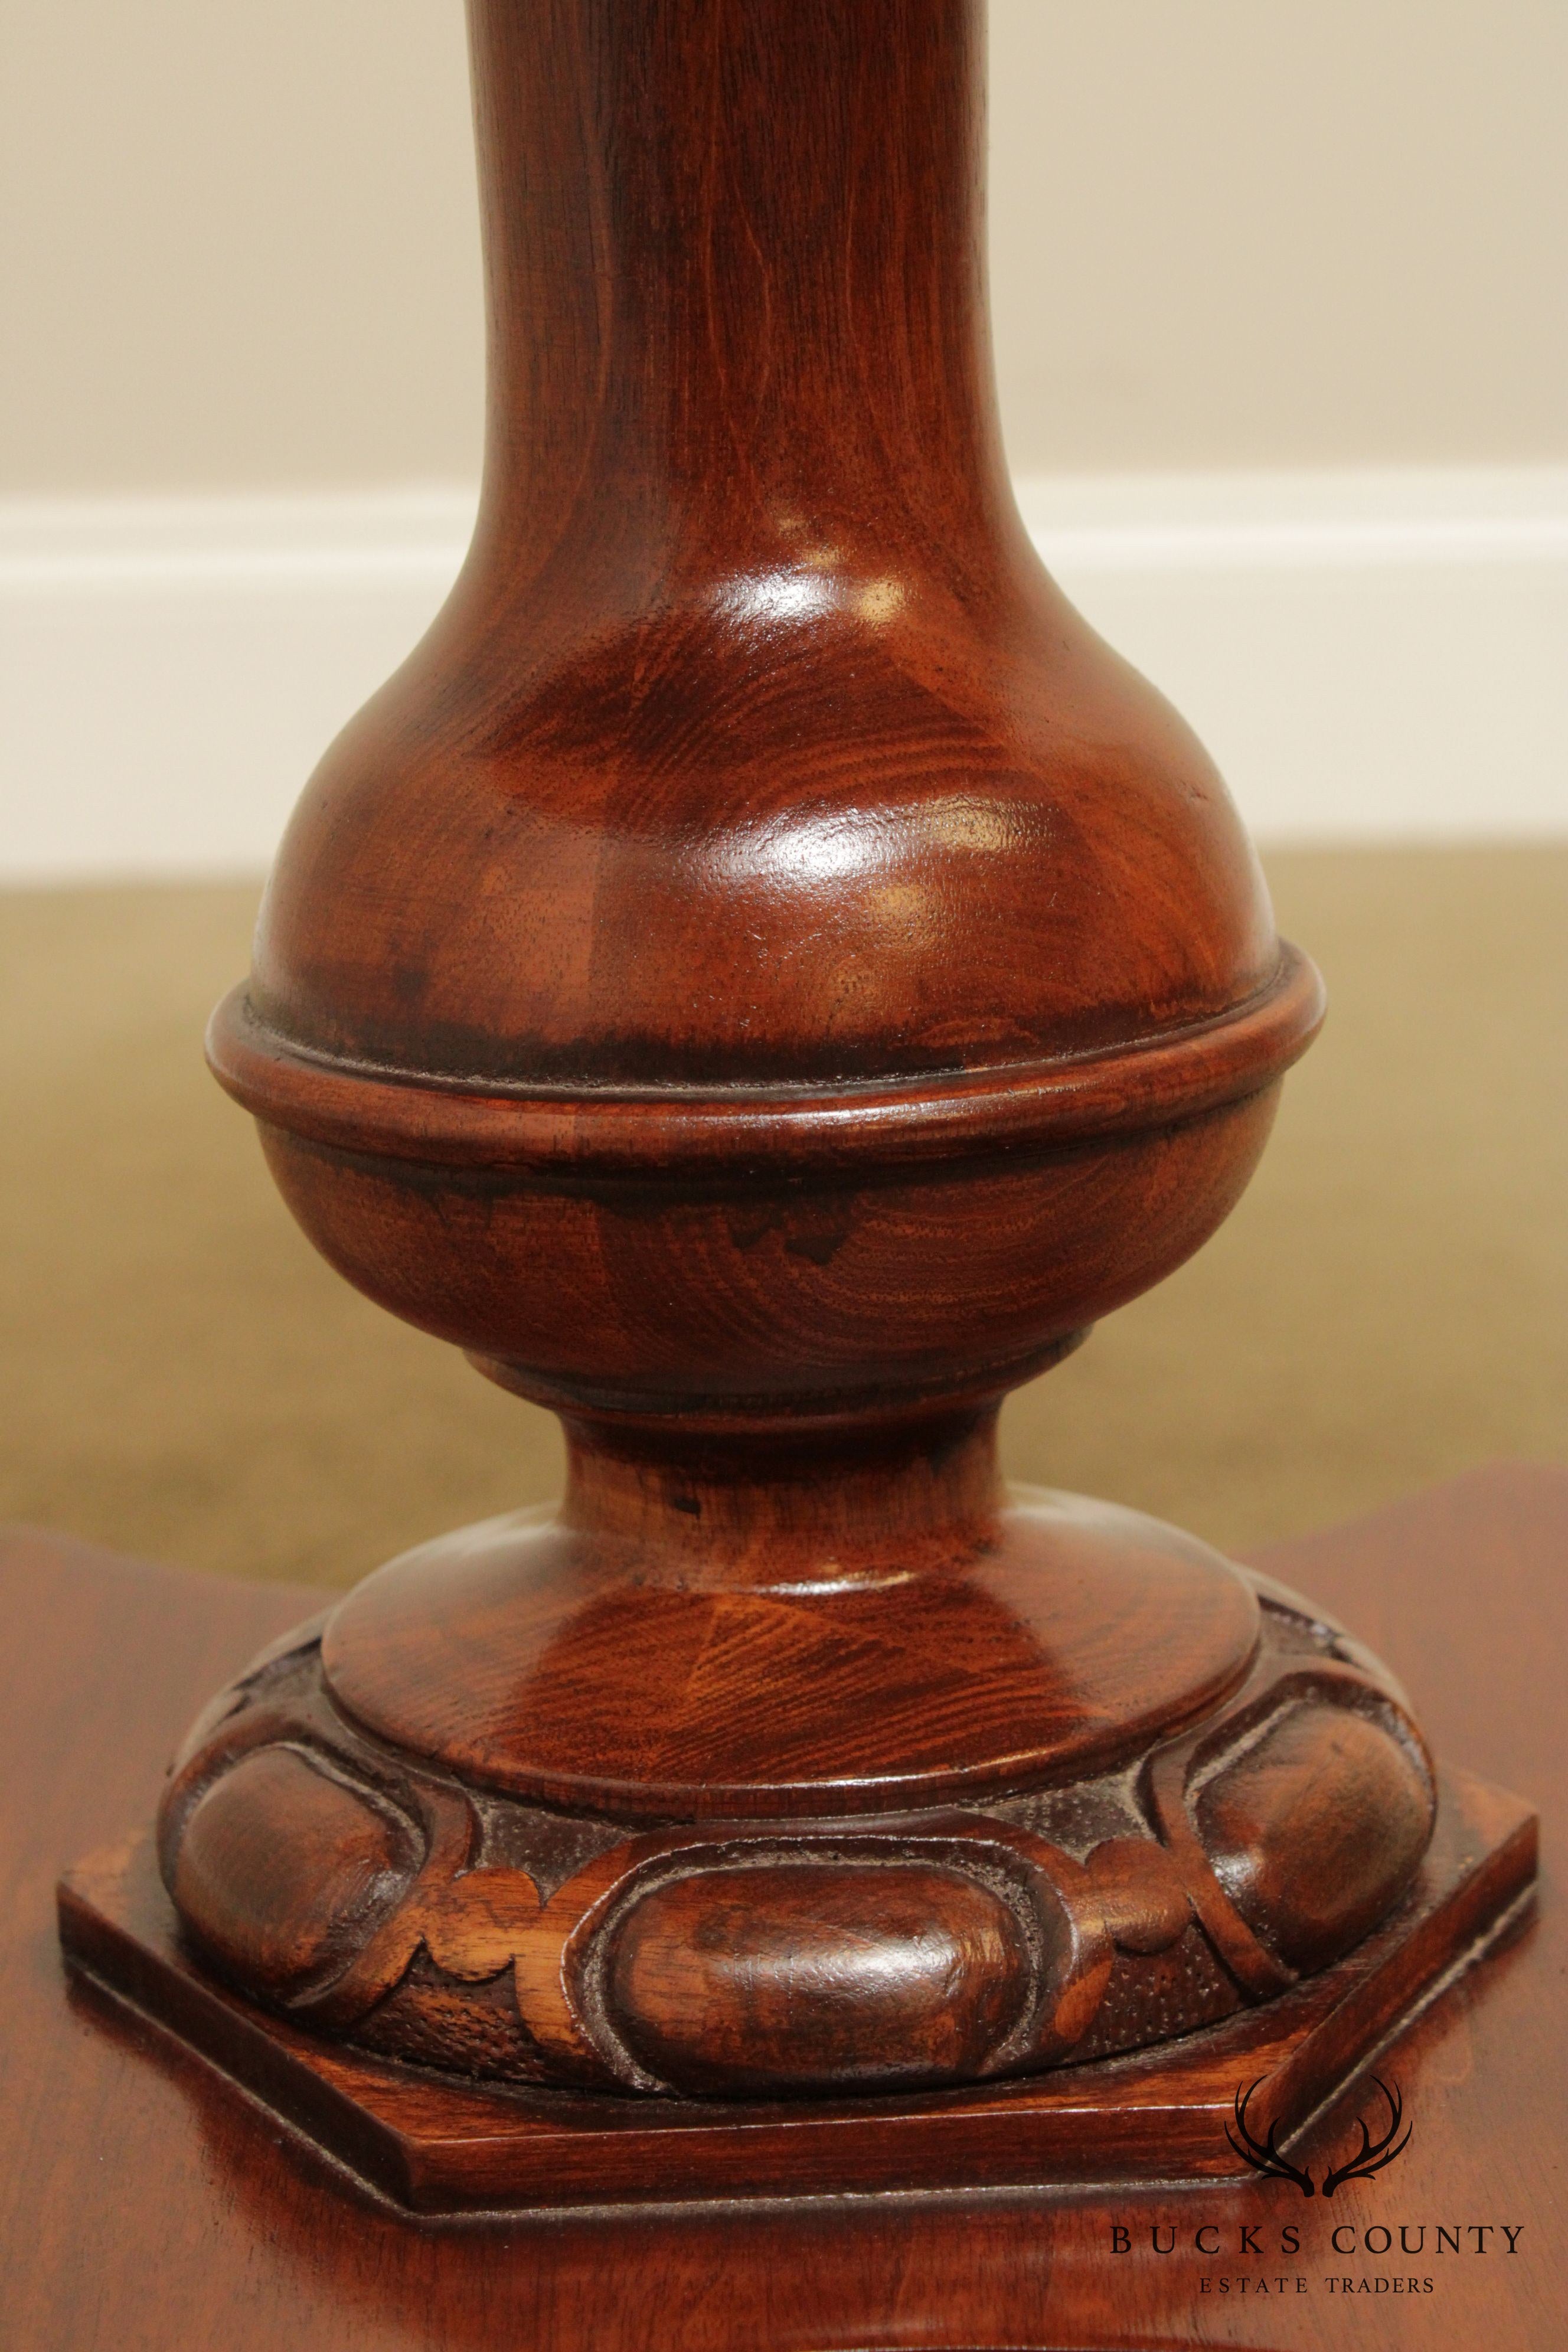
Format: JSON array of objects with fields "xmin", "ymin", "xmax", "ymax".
[
  {"xmin": 204, "ymin": 0, "xmax": 1323, "ymax": 1440},
  {"xmin": 204, "ymin": 0, "xmax": 1324, "ymax": 1436},
  {"xmin": 155, "ymin": 0, "xmax": 1440, "ymax": 2109},
  {"xmin": 241, "ymin": 0, "xmax": 1282, "ymax": 1098}
]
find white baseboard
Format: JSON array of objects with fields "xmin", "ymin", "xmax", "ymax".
[{"xmin": 4, "ymin": 470, "xmax": 1565, "ymax": 882}]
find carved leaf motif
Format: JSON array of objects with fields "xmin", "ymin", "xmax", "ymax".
[{"xmin": 422, "ymin": 1868, "xmax": 548, "ymax": 1980}]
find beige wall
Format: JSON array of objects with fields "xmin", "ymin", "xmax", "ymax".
[
  {"xmin": 990, "ymin": 0, "xmax": 1568, "ymax": 472},
  {"xmin": 4, "ymin": 0, "xmax": 1564, "ymax": 496}
]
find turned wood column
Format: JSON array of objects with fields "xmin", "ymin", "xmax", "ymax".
[{"xmin": 126, "ymin": 0, "xmax": 1462, "ymax": 2132}]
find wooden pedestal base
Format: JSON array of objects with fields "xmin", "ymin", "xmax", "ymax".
[
  {"xmin": 8, "ymin": 1472, "xmax": 1562, "ymax": 2350},
  {"xmin": 60, "ymin": 1768, "xmax": 1533, "ymax": 2215},
  {"xmin": 134, "ymin": 1511, "xmax": 1454, "ymax": 2114}
]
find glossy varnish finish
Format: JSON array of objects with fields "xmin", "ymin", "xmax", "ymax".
[
  {"xmin": 132, "ymin": 1537, "xmax": 1445, "ymax": 2121},
  {"xmin": 61, "ymin": 1766, "xmax": 1533, "ymax": 2208},
  {"xmin": 106, "ymin": 0, "xmax": 1491, "ymax": 2138},
  {"xmin": 316, "ymin": 1452, "xmax": 1268, "ymax": 1815},
  {"xmin": 16, "ymin": 1471, "xmax": 1563, "ymax": 2347},
  {"xmin": 243, "ymin": 0, "xmax": 1281, "ymax": 1093}
]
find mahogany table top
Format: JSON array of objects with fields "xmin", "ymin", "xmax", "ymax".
[{"xmin": 1, "ymin": 1461, "xmax": 1561, "ymax": 2350}]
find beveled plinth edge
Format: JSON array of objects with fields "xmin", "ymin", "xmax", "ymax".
[
  {"xmin": 58, "ymin": 1767, "xmax": 1535, "ymax": 2216},
  {"xmin": 207, "ymin": 943, "xmax": 1324, "ymax": 1175}
]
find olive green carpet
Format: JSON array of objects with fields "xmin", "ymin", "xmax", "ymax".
[{"xmin": 3, "ymin": 847, "xmax": 1564, "ymax": 1589}]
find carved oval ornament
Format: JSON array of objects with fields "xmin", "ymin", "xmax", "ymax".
[{"xmin": 157, "ymin": 1579, "xmax": 1435, "ymax": 2097}]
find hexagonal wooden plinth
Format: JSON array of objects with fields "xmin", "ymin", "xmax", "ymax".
[{"xmin": 58, "ymin": 1768, "xmax": 1533, "ymax": 2216}]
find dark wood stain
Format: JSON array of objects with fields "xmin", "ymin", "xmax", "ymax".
[
  {"xmin": 40, "ymin": 0, "xmax": 1540, "ymax": 2291},
  {"xmin": 4, "ymin": 1470, "xmax": 1554, "ymax": 2346}
]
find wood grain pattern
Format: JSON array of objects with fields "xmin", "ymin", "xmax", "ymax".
[
  {"xmin": 97, "ymin": 0, "xmax": 1520, "ymax": 2147},
  {"xmin": 240, "ymin": 0, "xmax": 1289, "ymax": 1098},
  {"xmin": 210, "ymin": 0, "xmax": 1321, "ymax": 1456},
  {"xmin": 168, "ymin": 4, "xmax": 1354, "ymax": 2105},
  {"xmin": 60, "ymin": 1766, "xmax": 1533, "ymax": 2210},
  {"xmin": 4, "ymin": 1466, "xmax": 1560, "ymax": 2347},
  {"xmin": 313, "ymin": 1465, "xmax": 1268, "ymax": 1813},
  {"xmin": 139, "ymin": 1546, "xmax": 1445, "ymax": 2108}
]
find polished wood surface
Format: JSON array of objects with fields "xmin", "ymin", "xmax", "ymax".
[
  {"xmin": 241, "ymin": 0, "xmax": 1286, "ymax": 1096},
  {"xmin": 135, "ymin": 1529, "xmax": 1448, "ymax": 2113},
  {"xmin": 315, "ymin": 1464, "xmax": 1266, "ymax": 1812},
  {"xmin": 152, "ymin": 0, "xmax": 1396, "ymax": 2112},
  {"xmin": 60, "ymin": 1766, "xmax": 1531, "ymax": 2210},
  {"xmin": 5, "ymin": 1465, "xmax": 1562, "ymax": 2346}
]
